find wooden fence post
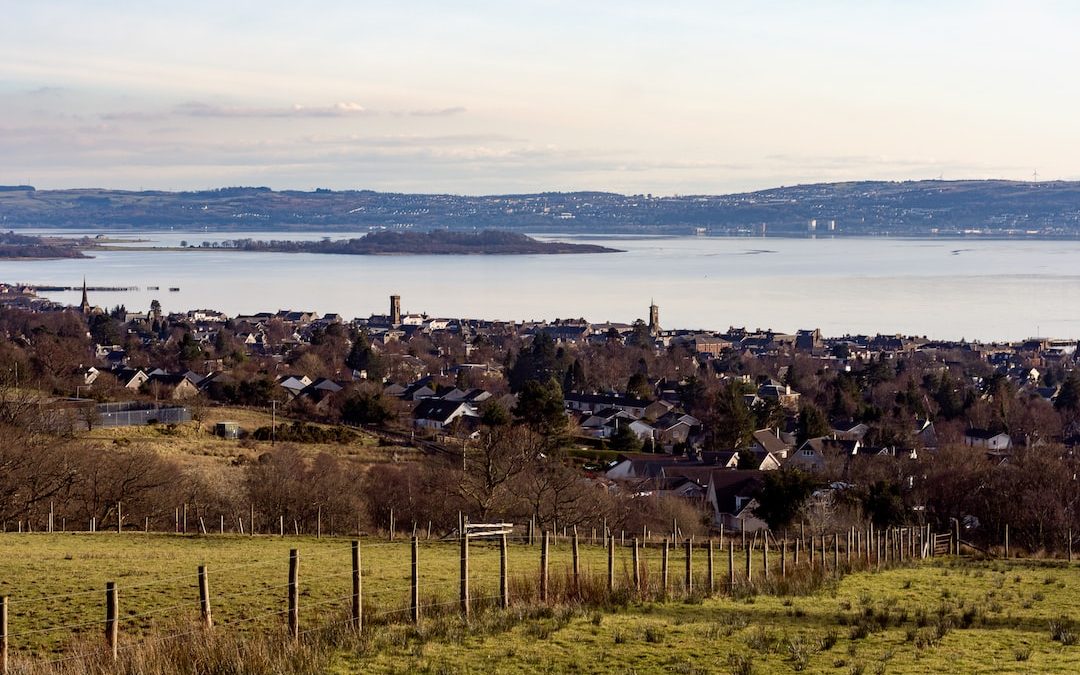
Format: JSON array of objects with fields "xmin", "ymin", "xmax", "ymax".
[
  {"xmin": 389, "ymin": 508, "xmax": 394, "ymax": 541},
  {"xmin": 540, "ymin": 531, "xmax": 550, "ymax": 603},
  {"xmin": 500, "ymin": 533, "xmax": 509, "ymax": 609},
  {"xmin": 607, "ymin": 534, "xmax": 615, "ymax": 593},
  {"xmin": 762, "ymin": 536, "xmax": 769, "ymax": 581},
  {"xmin": 287, "ymin": 550, "xmax": 299, "ymax": 640},
  {"xmin": 1004, "ymin": 524, "xmax": 1010, "ymax": 559},
  {"xmin": 728, "ymin": 541, "xmax": 735, "ymax": 591},
  {"xmin": 1, "ymin": 595, "xmax": 8, "ymax": 675},
  {"xmin": 833, "ymin": 533, "xmax": 839, "ymax": 574},
  {"xmin": 745, "ymin": 541, "xmax": 752, "ymax": 584},
  {"xmin": 685, "ymin": 538, "xmax": 693, "ymax": 593},
  {"xmin": 198, "ymin": 565, "xmax": 212, "ymax": 629},
  {"xmin": 411, "ymin": 536, "xmax": 420, "ymax": 623},
  {"xmin": 572, "ymin": 529, "xmax": 580, "ymax": 593},
  {"xmin": 707, "ymin": 539, "xmax": 715, "ymax": 593},
  {"xmin": 781, "ymin": 539, "xmax": 787, "ymax": 578},
  {"xmin": 105, "ymin": 581, "xmax": 118, "ymax": 661},
  {"xmin": 116, "ymin": 502, "xmax": 122, "ymax": 534},
  {"xmin": 661, "ymin": 540, "xmax": 669, "ymax": 598},
  {"xmin": 351, "ymin": 541, "xmax": 362, "ymax": 631},
  {"xmin": 460, "ymin": 528, "xmax": 469, "ymax": 619},
  {"xmin": 250, "ymin": 504, "xmax": 255, "ymax": 537},
  {"xmin": 1070, "ymin": 528, "xmax": 1074, "ymax": 563},
  {"xmin": 632, "ymin": 537, "xmax": 641, "ymax": 592},
  {"xmin": 794, "ymin": 537, "xmax": 800, "ymax": 567},
  {"xmin": 954, "ymin": 519, "xmax": 961, "ymax": 556}
]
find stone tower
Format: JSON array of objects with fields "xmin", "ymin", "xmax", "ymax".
[
  {"xmin": 648, "ymin": 301, "xmax": 660, "ymax": 336},
  {"xmin": 390, "ymin": 294, "xmax": 402, "ymax": 325}
]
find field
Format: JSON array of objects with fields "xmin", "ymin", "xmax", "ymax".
[
  {"xmin": 343, "ymin": 560, "xmax": 1080, "ymax": 674},
  {"xmin": 3, "ymin": 534, "xmax": 1080, "ymax": 673}
]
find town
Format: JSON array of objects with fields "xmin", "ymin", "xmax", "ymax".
[{"xmin": 1, "ymin": 281, "xmax": 1076, "ymax": 554}]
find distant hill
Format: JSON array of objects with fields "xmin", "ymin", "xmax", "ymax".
[
  {"xmin": 2, "ymin": 180, "xmax": 1079, "ymax": 235},
  {"xmin": 197, "ymin": 230, "xmax": 620, "ymax": 255}
]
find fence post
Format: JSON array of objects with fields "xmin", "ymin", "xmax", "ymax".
[
  {"xmin": 833, "ymin": 533, "xmax": 839, "ymax": 574},
  {"xmin": 317, "ymin": 507, "xmax": 322, "ymax": 540},
  {"xmin": 198, "ymin": 565, "xmax": 212, "ymax": 629},
  {"xmin": 105, "ymin": 581, "xmax": 118, "ymax": 661},
  {"xmin": 572, "ymin": 528, "xmax": 580, "ymax": 593},
  {"xmin": 781, "ymin": 539, "xmax": 787, "ymax": 578},
  {"xmin": 1, "ymin": 595, "xmax": 8, "ymax": 675},
  {"xmin": 794, "ymin": 537, "xmax": 800, "ymax": 567},
  {"xmin": 117, "ymin": 502, "xmax": 122, "ymax": 534},
  {"xmin": 500, "ymin": 533, "xmax": 509, "ymax": 610},
  {"xmin": 460, "ymin": 527, "xmax": 469, "ymax": 619},
  {"xmin": 411, "ymin": 536, "xmax": 420, "ymax": 624},
  {"xmin": 954, "ymin": 519, "xmax": 961, "ymax": 556},
  {"xmin": 349, "ymin": 541, "xmax": 362, "ymax": 631},
  {"xmin": 1070, "ymin": 528, "xmax": 1074, "ymax": 563},
  {"xmin": 1004, "ymin": 524, "xmax": 1010, "ymax": 559},
  {"xmin": 685, "ymin": 538, "xmax": 693, "ymax": 593},
  {"xmin": 745, "ymin": 541, "xmax": 752, "ymax": 584},
  {"xmin": 661, "ymin": 540, "xmax": 669, "ymax": 598},
  {"xmin": 389, "ymin": 508, "xmax": 394, "ymax": 541},
  {"xmin": 607, "ymin": 534, "xmax": 615, "ymax": 593},
  {"xmin": 287, "ymin": 549, "xmax": 299, "ymax": 640},
  {"xmin": 632, "ymin": 537, "xmax": 641, "ymax": 592},
  {"xmin": 707, "ymin": 539, "xmax": 715, "ymax": 593},
  {"xmin": 540, "ymin": 531, "xmax": 550, "ymax": 603},
  {"xmin": 809, "ymin": 533, "xmax": 815, "ymax": 568},
  {"xmin": 762, "ymin": 535, "xmax": 769, "ymax": 581},
  {"xmin": 728, "ymin": 541, "xmax": 735, "ymax": 591}
]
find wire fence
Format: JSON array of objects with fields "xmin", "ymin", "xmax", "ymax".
[{"xmin": 0, "ymin": 524, "xmax": 946, "ymax": 672}]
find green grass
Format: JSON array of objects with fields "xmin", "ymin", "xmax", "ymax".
[
  {"xmin": 335, "ymin": 559, "xmax": 1080, "ymax": 674},
  {"xmin": 0, "ymin": 532, "xmax": 685, "ymax": 656},
  {"xmin": 7, "ymin": 534, "xmax": 1080, "ymax": 673}
]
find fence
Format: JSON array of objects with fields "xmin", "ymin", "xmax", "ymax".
[
  {"xmin": 0, "ymin": 521, "xmax": 959, "ymax": 671},
  {"xmin": 95, "ymin": 401, "xmax": 191, "ymax": 428}
]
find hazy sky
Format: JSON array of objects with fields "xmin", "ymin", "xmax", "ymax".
[{"xmin": 2, "ymin": 1, "xmax": 1078, "ymax": 194}]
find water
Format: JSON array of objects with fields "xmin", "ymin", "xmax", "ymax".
[{"xmin": 3, "ymin": 231, "xmax": 1079, "ymax": 342}]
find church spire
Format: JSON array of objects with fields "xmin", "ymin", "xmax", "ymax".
[{"xmin": 79, "ymin": 277, "xmax": 91, "ymax": 315}]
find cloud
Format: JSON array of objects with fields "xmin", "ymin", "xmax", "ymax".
[
  {"xmin": 173, "ymin": 101, "xmax": 372, "ymax": 118},
  {"xmin": 405, "ymin": 106, "xmax": 467, "ymax": 117}
]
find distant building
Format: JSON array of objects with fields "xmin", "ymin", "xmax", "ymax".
[{"xmin": 649, "ymin": 301, "xmax": 660, "ymax": 336}]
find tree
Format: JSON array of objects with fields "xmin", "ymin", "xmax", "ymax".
[
  {"xmin": 508, "ymin": 332, "xmax": 566, "ymax": 392},
  {"xmin": 752, "ymin": 469, "xmax": 817, "ymax": 531},
  {"xmin": 796, "ymin": 402, "xmax": 831, "ymax": 445},
  {"xmin": 609, "ymin": 422, "xmax": 642, "ymax": 453},
  {"xmin": 513, "ymin": 378, "xmax": 567, "ymax": 441},
  {"xmin": 627, "ymin": 372, "xmax": 652, "ymax": 400},
  {"xmin": 704, "ymin": 380, "xmax": 755, "ymax": 450},
  {"xmin": 345, "ymin": 330, "xmax": 385, "ymax": 380},
  {"xmin": 861, "ymin": 480, "xmax": 908, "ymax": 528},
  {"xmin": 341, "ymin": 389, "xmax": 394, "ymax": 426}
]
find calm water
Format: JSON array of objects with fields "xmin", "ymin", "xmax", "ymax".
[{"xmin": 3, "ymin": 231, "xmax": 1080, "ymax": 342}]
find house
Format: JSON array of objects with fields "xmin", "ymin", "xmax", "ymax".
[
  {"xmin": 785, "ymin": 437, "xmax": 861, "ymax": 473},
  {"xmin": 276, "ymin": 375, "xmax": 312, "ymax": 400},
  {"xmin": 144, "ymin": 373, "xmax": 200, "ymax": 399},
  {"xmin": 413, "ymin": 399, "xmax": 479, "ymax": 431},
  {"xmin": 751, "ymin": 428, "xmax": 793, "ymax": 460},
  {"xmin": 705, "ymin": 470, "xmax": 768, "ymax": 532},
  {"xmin": 564, "ymin": 393, "xmax": 651, "ymax": 418},
  {"xmin": 757, "ymin": 381, "xmax": 801, "ymax": 410},
  {"xmin": 964, "ymin": 429, "xmax": 1013, "ymax": 451},
  {"xmin": 112, "ymin": 367, "xmax": 149, "ymax": 390}
]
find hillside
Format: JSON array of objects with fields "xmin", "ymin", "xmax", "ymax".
[{"xmin": 2, "ymin": 180, "xmax": 1080, "ymax": 235}]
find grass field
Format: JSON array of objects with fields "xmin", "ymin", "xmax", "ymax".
[
  {"xmin": 340, "ymin": 559, "xmax": 1080, "ymax": 674},
  {"xmin": 4, "ymin": 534, "xmax": 1080, "ymax": 673},
  {"xmin": 0, "ymin": 532, "xmax": 650, "ymax": 656}
]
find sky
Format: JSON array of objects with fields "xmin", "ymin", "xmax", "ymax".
[{"xmin": 2, "ymin": 1, "xmax": 1078, "ymax": 195}]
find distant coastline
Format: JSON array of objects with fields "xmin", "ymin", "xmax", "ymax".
[{"xmin": 171, "ymin": 230, "xmax": 622, "ymax": 255}]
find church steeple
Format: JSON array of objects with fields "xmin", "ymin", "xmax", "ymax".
[{"xmin": 79, "ymin": 277, "xmax": 91, "ymax": 315}]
